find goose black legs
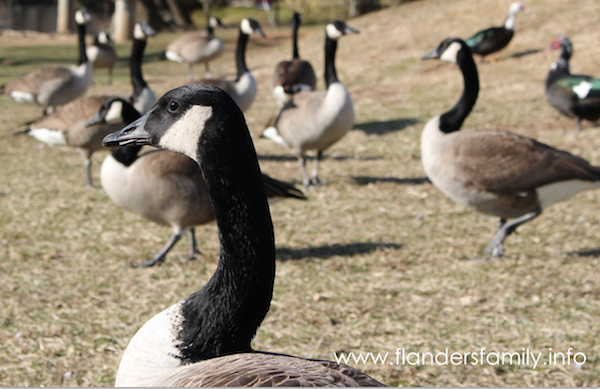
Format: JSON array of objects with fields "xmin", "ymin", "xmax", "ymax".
[
  {"xmin": 133, "ymin": 232, "xmax": 182, "ymax": 267},
  {"xmin": 187, "ymin": 228, "xmax": 202, "ymax": 259},
  {"xmin": 484, "ymin": 207, "xmax": 542, "ymax": 258}
]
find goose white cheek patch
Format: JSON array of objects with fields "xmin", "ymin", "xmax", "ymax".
[
  {"xmin": 159, "ymin": 105, "xmax": 213, "ymax": 162},
  {"xmin": 440, "ymin": 41, "xmax": 461, "ymax": 63},
  {"xmin": 326, "ymin": 24, "xmax": 342, "ymax": 40}
]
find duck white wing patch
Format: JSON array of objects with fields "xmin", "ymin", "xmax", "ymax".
[
  {"xmin": 28, "ymin": 128, "xmax": 67, "ymax": 146},
  {"xmin": 159, "ymin": 105, "xmax": 213, "ymax": 162},
  {"xmin": 572, "ymin": 81, "xmax": 593, "ymax": 99}
]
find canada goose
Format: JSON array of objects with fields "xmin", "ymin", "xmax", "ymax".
[
  {"xmin": 15, "ymin": 21, "xmax": 157, "ymax": 187},
  {"xmin": 271, "ymin": 13, "xmax": 317, "ymax": 106},
  {"xmin": 545, "ymin": 35, "xmax": 600, "ymax": 133},
  {"xmin": 261, "ymin": 20, "xmax": 359, "ymax": 187},
  {"xmin": 129, "ymin": 21, "xmax": 158, "ymax": 115},
  {"xmin": 1, "ymin": 8, "xmax": 93, "ymax": 114},
  {"xmin": 421, "ymin": 37, "xmax": 600, "ymax": 258},
  {"xmin": 191, "ymin": 18, "xmax": 265, "ymax": 112},
  {"xmin": 91, "ymin": 96, "xmax": 306, "ymax": 267},
  {"xmin": 165, "ymin": 16, "xmax": 225, "ymax": 80},
  {"xmin": 86, "ymin": 31, "xmax": 118, "ymax": 85},
  {"xmin": 464, "ymin": 2, "xmax": 527, "ymax": 62},
  {"xmin": 102, "ymin": 85, "xmax": 385, "ymax": 387}
]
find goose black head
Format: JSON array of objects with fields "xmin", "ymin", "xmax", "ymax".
[
  {"xmin": 421, "ymin": 37, "xmax": 471, "ymax": 64},
  {"xmin": 240, "ymin": 18, "xmax": 265, "ymax": 37},
  {"xmin": 326, "ymin": 20, "xmax": 360, "ymax": 40},
  {"xmin": 209, "ymin": 16, "xmax": 225, "ymax": 28},
  {"xmin": 96, "ymin": 31, "xmax": 112, "ymax": 45},
  {"xmin": 75, "ymin": 8, "xmax": 93, "ymax": 25},
  {"xmin": 103, "ymin": 85, "xmax": 242, "ymax": 162},
  {"xmin": 134, "ymin": 21, "xmax": 156, "ymax": 40},
  {"xmin": 87, "ymin": 97, "xmax": 140, "ymax": 127}
]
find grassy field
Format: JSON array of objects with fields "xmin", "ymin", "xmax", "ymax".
[{"xmin": 1, "ymin": 0, "xmax": 600, "ymax": 386}]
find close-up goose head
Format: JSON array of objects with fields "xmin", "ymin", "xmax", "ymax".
[
  {"xmin": 103, "ymin": 85, "xmax": 246, "ymax": 162},
  {"xmin": 134, "ymin": 20, "xmax": 157, "ymax": 40},
  {"xmin": 421, "ymin": 37, "xmax": 470, "ymax": 64}
]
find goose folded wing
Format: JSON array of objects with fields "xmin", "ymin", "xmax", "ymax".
[
  {"xmin": 454, "ymin": 131, "xmax": 600, "ymax": 192},
  {"xmin": 4, "ymin": 67, "xmax": 73, "ymax": 94},
  {"xmin": 151, "ymin": 353, "xmax": 385, "ymax": 387}
]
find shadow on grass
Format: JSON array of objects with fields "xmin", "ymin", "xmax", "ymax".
[
  {"xmin": 352, "ymin": 176, "xmax": 430, "ymax": 185},
  {"xmin": 567, "ymin": 248, "xmax": 600, "ymax": 258},
  {"xmin": 276, "ymin": 242, "xmax": 403, "ymax": 261},
  {"xmin": 354, "ymin": 118, "xmax": 419, "ymax": 135},
  {"xmin": 257, "ymin": 154, "xmax": 384, "ymax": 162},
  {"xmin": 509, "ymin": 48, "xmax": 543, "ymax": 59}
]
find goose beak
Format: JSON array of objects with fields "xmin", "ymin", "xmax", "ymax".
[
  {"xmin": 345, "ymin": 26, "xmax": 359, "ymax": 35},
  {"xmin": 103, "ymin": 112, "xmax": 152, "ymax": 147},
  {"xmin": 86, "ymin": 112, "xmax": 103, "ymax": 127},
  {"xmin": 256, "ymin": 28, "xmax": 266, "ymax": 38},
  {"xmin": 421, "ymin": 47, "xmax": 440, "ymax": 60}
]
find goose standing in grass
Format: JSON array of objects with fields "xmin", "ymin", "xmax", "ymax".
[
  {"xmin": 271, "ymin": 12, "xmax": 316, "ymax": 106},
  {"xmin": 165, "ymin": 16, "xmax": 225, "ymax": 80},
  {"xmin": 102, "ymin": 85, "xmax": 385, "ymax": 386},
  {"xmin": 545, "ymin": 35, "xmax": 600, "ymax": 133},
  {"xmin": 191, "ymin": 18, "xmax": 265, "ymax": 112},
  {"xmin": 261, "ymin": 20, "xmax": 359, "ymax": 187},
  {"xmin": 15, "ymin": 21, "xmax": 157, "ymax": 187},
  {"xmin": 1, "ymin": 8, "xmax": 93, "ymax": 114},
  {"xmin": 86, "ymin": 31, "xmax": 118, "ymax": 85},
  {"xmin": 464, "ymin": 2, "xmax": 527, "ymax": 63},
  {"xmin": 90, "ymin": 96, "xmax": 306, "ymax": 267},
  {"xmin": 421, "ymin": 37, "xmax": 600, "ymax": 258}
]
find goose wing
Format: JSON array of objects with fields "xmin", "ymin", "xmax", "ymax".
[
  {"xmin": 272, "ymin": 59, "xmax": 317, "ymax": 93},
  {"xmin": 152, "ymin": 353, "xmax": 385, "ymax": 387},
  {"xmin": 261, "ymin": 173, "xmax": 307, "ymax": 200},
  {"xmin": 31, "ymin": 95, "xmax": 118, "ymax": 132},
  {"xmin": 3, "ymin": 66, "xmax": 73, "ymax": 94},
  {"xmin": 452, "ymin": 131, "xmax": 600, "ymax": 192}
]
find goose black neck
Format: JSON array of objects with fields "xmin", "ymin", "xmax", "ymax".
[
  {"xmin": 207, "ymin": 24, "xmax": 215, "ymax": 38},
  {"xmin": 77, "ymin": 23, "xmax": 88, "ymax": 65},
  {"xmin": 111, "ymin": 145, "xmax": 143, "ymax": 167},
  {"xmin": 292, "ymin": 17, "xmax": 300, "ymax": 59},
  {"xmin": 176, "ymin": 97, "xmax": 275, "ymax": 363},
  {"xmin": 235, "ymin": 29, "xmax": 250, "ymax": 81},
  {"xmin": 324, "ymin": 36, "xmax": 339, "ymax": 89},
  {"xmin": 130, "ymin": 38, "xmax": 148, "ymax": 97},
  {"xmin": 439, "ymin": 47, "xmax": 479, "ymax": 133}
]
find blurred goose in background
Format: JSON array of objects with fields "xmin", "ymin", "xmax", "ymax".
[
  {"xmin": 165, "ymin": 16, "xmax": 225, "ymax": 80},
  {"xmin": 101, "ymin": 84, "xmax": 385, "ymax": 386},
  {"xmin": 271, "ymin": 12, "xmax": 316, "ymax": 106},
  {"xmin": 1, "ymin": 8, "xmax": 93, "ymax": 114},
  {"xmin": 90, "ymin": 96, "xmax": 306, "ymax": 267},
  {"xmin": 262, "ymin": 20, "xmax": 359, "ymax": 187},
  {"xmin": 86, "ymin": 31, "xmax": 117, "ymax": 85},
  {"xmin": 464, "ymin": 2, "xmax": 527, "ymax": 62},
  {"xmin": 14, "ymin": 21, "xmax": 157, "ymax": 187},
  {"xmin": 421, "ymin": 37, "xmax": 600, "ymax": 258},
  {"xmin": 191, "ymin": 18, "xmax": 265, "ymax": 112},
  {"xmin": 545, "ymin": 35, "xmax": 600, "ymax": 133}
]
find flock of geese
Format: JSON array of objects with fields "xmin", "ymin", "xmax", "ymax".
[{"xmin": 3, "ymin": 2, "xmax": 600, "ymax": 386}]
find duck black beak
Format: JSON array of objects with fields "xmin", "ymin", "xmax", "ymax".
[{"xmin": 103, "ymin": 111, "xmax": 152, "ymax": 147}]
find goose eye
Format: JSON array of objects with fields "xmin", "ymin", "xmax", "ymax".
[{"xmin": 168, "ymin": 100, "xmax": 180, "ymax": 112}]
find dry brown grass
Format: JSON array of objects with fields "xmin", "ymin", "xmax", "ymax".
[{"xmin": 1, "ymin": 0, "xmax": 600, "ymax": 386}]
